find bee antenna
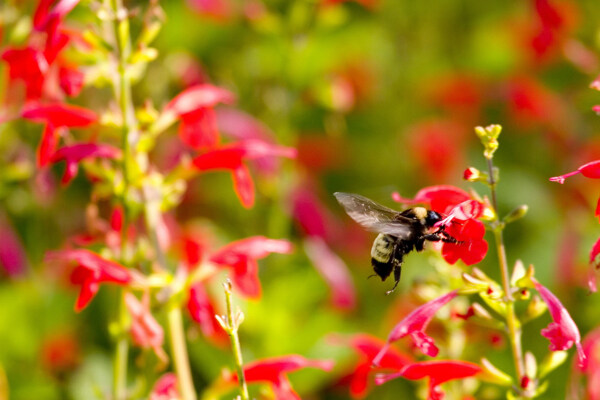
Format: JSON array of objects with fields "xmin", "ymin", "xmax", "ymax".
[{"xmin": 367, "ymin": 273, "xmax": 378, "ymax": 280}]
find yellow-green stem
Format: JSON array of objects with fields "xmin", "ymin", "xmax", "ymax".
[
  {"xmin": 224, "ymin": 285, "xmax": 249, "ymax": 400},
  {"xmin": 113, "ymin": 290, "xmax": 129, "ymax": 400},
  {"xmin": 487, "ymin": 158, "xmax": 525, "ymax": 382},
  {"xmin": 167, "ymin": 306, "xmax": 197, "ymax": 400}
]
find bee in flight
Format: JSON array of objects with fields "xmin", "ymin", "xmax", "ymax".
[{"xmin": 334, "ymin": 192, "xmax": 459, "ymax": 294}]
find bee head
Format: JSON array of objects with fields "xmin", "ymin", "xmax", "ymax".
[{"xmin": 425, "ymin": 210, "xmax": 443, "ymax": 227}]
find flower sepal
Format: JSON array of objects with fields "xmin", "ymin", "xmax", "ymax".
[{"xmin": 479, "ymin": 357, "xmax": 513, "ymax": 386}]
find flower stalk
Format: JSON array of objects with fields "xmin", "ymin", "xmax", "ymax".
[{"xmin": 216, "ymin": 280, "xmax": 250, "ymax": 400}]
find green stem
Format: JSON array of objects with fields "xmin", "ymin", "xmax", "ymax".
[
  {"xmin": 167, "ymin": 306, "xmax": 197, "ymax": 400},
  {"xmin": 223, "ymin": 282, "xmax": 249, "ymax": 400},
  {"xmin": 486, "ymin": 158, "xmax": 525, "ymax": 383},
  {"xmin": 113, "ymin": 290, "xmax": 129, "ymax": 400}
]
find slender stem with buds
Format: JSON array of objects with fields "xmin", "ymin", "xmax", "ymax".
[
  {"xmin": 486, "ymin": 157, "xmax": 525, "ymax": 384},
  {"xmin": 218, "ymin": 280, "xmax": 250, "ymax": 400}
]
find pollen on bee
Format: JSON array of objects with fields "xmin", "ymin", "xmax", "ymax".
[{"xmin": 413, "ymin": 207, "xmax": 428, "ymax": 220}]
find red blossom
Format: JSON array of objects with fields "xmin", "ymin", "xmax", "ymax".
[
  {"xmin": 232, "ymin": 355, "xmax": 334, "ymax": 400},
  {"xmin": 533, "ymin": 279, "xmax": 585, "ymax": 367},
  {"xmin": 1, "ymin": 46, "xmax": 49, "ymax": 100},
  {"xmin": 0, "ymin": 217, "xmax": 27, "ymax": 277},
  {"xmin": 50, "ymin": 143, "xmax": 121, "ymax": 184},
  {"xmin": 191, "ymin": 139, "xmax": 296, "ymax": 208},
  {"xmin": 440, "ymin": 219, "xmax": 488, "ymax": 265},
  {"xmin": 373, "ymin": 290, "xmax": 458, "ymax": 361},
  {"xmin": 392, "ymin": 185, "xmax": 472, "ymax": 215},
  {"xmin": 333, "ymin": 334, "xmax": 411, "ymax": 398},
  {"xmin": 186, "ymin": 0, "xmax": 232, "ymax": 20},
  {"xmin": 45, "ymin": 249, "xmax": 132, "ymax": 311},
  {"xmin": 164, "ymin": 84, "xmax": 235, "ymax": 149},
  {"xmin": 550, "ymin": 160, "xmax": 600, "ymax": 184},
  {"xmin": 58, "ymin": 65, "xmax": 84, "ymax": 97},
  {"xmin": 578, "ymin": 327, "xmax": 600, "ymax": 400},
  {"xmin": 187, "ymin": 282, "xmax": 227, "ymax": 344},
  {"xmin": 209, "ymin": 236, "xmax": 293, "ymax": 298},
  {"xmin": 40, "ymin": 330, "xmax": 81, "ymax": 374},
  {"xmin": 375, "ymin": 360, "xmax": 482, "ymax": 400},
  {"xmin": 303, "ymin": 237, "xmax": 356, "ymax": 310},
  {"xmin": 589, "ymin": 236, "xmax": 600, "ymax": 292},
  {"xmin": 125, "ymin": 293, "xmax": 166, "ymax": 359},
  {"xmin": 149, "ymin": 373, "xmax": 180, "ymax": 400}
]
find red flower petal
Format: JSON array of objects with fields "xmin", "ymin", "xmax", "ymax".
[
  {"xmin": 441, "ymin": 219, "xmax": 488, "ymax": 265},
  {"xmin": 165, "ymin": 84, "xmax": 235, "ymax": 116},
  {"xmin": 393, "ymin": 185, "xmax": 472, "ymax": 214},
  {"xmin": 303, "ymin": 237, "xmax": 356, "ymax": 309},
  {"xmin": 533, "ymin": 279, "xmax": 585, "ymax": 367},
  {"xmin": 22, "ymin": 103, "xmax": 97, "ymax": 127},
  {"xmin": 50, "ymin": 143, "xmax": 121, "ymax": 184},
  {"xmin": 373, "ymin": 290, "xmax": 458, "ymax": 363},
  {"xmin": 149, "ymin": 373, "xmax": 180, "ymax": 400},
  {"xmin": 125, "ymin": 293, "xmax": 164, "ymax": 352},
  {"xmin": 179, "ymin": 107, "xmax": 219, "ymax": 149},
  {"xmin": 232, "ymin": 164, "xmax": 255, "ymax": 208},
  {"xmin": 38, "ymin": 124, "xmax": 59, "ymax": 167}
]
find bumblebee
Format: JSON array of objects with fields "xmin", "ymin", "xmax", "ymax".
[{"xmin": 334, "ymin": 192, "xmax": 458, "ymax": 294}]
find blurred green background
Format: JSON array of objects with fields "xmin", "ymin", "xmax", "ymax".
[{"xmin": 3, "ymin": 0, "xmax": 600, "ymax": 399}]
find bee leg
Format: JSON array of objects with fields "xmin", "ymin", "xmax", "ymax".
[
  {"xmin": 423, "ymin": 232, "xmax": 463, "ymax": 244},
  {"xmin": 385, "ymin": 263, "xmax": 402, "ymax": 295}
]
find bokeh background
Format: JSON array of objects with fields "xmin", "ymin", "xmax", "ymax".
[{"xmin": 3, "ymin": 0, "xmax": 600, "ymax": 399}]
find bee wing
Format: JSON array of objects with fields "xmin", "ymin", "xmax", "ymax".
[{"xmin": 334, "ymin": 192, "xmax": 412, "ymax": 238}]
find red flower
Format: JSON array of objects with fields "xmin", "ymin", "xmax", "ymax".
[
  {"xmin": 125, "ymin": 293, "xmax": 166, "ymax": 360},
  {"xmin": 533, "ymin": 279, "xmax": 585, "ymax": 367},
  {"xmin": 303, "ymin": 237, "xmax": 356, "ymax": 310},
  {"xmin": 45, "ymin": 249, "xmax": 132, "ymax": 311},
  {"xmin": 192, "ymin": 139, "xmax": 296, "ymax": 208},
  {"xmin": 22, "ymin": 103, "xmax": 98, "ymax": 167},
  {"xmin": 40, "ymin": 330, "xmax": 81, "ymax": 375},
  {"xmin": 440, "ymin": 218, "xmax": 488, "ymax": 265},
  {"xmin": 550, "ymin": 160, "xmax": 600, "ymax": 184},
  {"xmin": 373, "ymin": 290, "xmax": 458, "ymax": 361},
  {"xmin": 186, "ymin": 0, "xmax": 232, "ymax": 20},
  {"xmin": 0, "ymin": 217, "xmax": 27, "ymax": 277},
  {"xmin": 209, "ymin": 236, "xmax": 293, "ymax": 298},
  {"xmin": 333, "ymin": 334, "xmax": 411, "ymax": 398},
  {"xmin": 578, "ymin": 327, "xmax": 600, "ymax": 400},
  {"xmin": 232, "ymin": 355, "xmax": 334, "ymax": 400},
  {"xmin": 589, "ymin": 236, "xmax": 600, "ymax": 292},
  {"xmin": 50, "ymin": 143, "xmax": 121, "ymax": 184},
  {"xmin": 187, "ymin": 282, "xmax": 227, "ymax": 344},
  {"xmin": 149, "ymin": 373, "xmax": 180, "ymax": 400},
  {"xmin": 375, "ymin": 360, "xmax": 482, "ymax": 400},
  {"xmin": 393, "ymin": 186, "xmax": 488, "ymax": 265},
  {"xmin": 164, "ymin": 84, "xmax": 235, "ymax": 149},
  {"xmin": 58, "ymin": 64, "xmax": 84, "ymax": 97},
  {"xmin": 1, "ymin": 46, "xmax": 49, "ymax": 100}
]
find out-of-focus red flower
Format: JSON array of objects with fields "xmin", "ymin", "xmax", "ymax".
[
  {"xmin": 149, "ymin": 373, "xmax": 180, "ymax": 400},
  {"xmin": 40, "ymin": 330, "xmax": 81, "ymax": 375},
  {"xmin": 505, "ymin": 76, "xmax": 570, "ymax": 134},
  {"xmin": 375, "ymin": 360, "xmax": 482, "ymax": 400},
  {"xmin": 589, "ymin": 236, "xmax": 600, "ymax": 292},
  {"xmin": 164, "ymin": 84, "xmax": 235, "ymax": 149},
  {"xmin": 209, "ymin": 236, "xmax": 293, "ymax": 298},
  {"xmin": 186, "ymin": 0, "xmax": 232, "ymax": 20},
  {"xmin": 303, "ymin": 237, "xmax": 355, "ymax": 310},
  {"xmin": 58, "ymin": 65, "xmax": 84, "ymax": 97},
  {"xmin": 22, "ymin": 103, "xmax": 98, "ymax": 167},
  {"xmin": 441, "ymin": 219, "xmax": 488, "ymax": 265},
  {"xmin": 229, "ymin": 355, "xmax": 334, "ymax": 400},
  {"xmin": 187, "ymin": 282, "xmax": 228, "ymax": 345},
  {"xmin": 332, "ymin": 334, "xmax": 412, "ymax": 398},
  {"xmin": 125, "ymin": 293, "xmax": 166, "ymax": 360},
  {"xmin": 192, "ymin": 139, "xmax": 296, "ymax": 208},
  {"xmin": 1, "ymin": 46, "xmax": 49, "ymax": 100},
  {"xmin": 405, "ymin": 120, "xmax": 467, "ymax": 183},
  {"xmin": 533, "ymin": 278, "xmax": 585, "ymax": 367},
  {"xmin": 577, "ymin": 327, "xmax": 600, "ymax": 400},
  {"xmin": 45, "ymin": 249, "xmax": 132, "ymax": 311},
  {"xmin": 550, "ymin": 160, "xmax": 600, "ymax": 184},
  {"xmin": 425, "ymin": 74, "xmax": 483, "ymax": 123},
  {"xmin": 373, "ymin": 290, "xmax": 458, "ymax": 361},
  {"xmin": 0, "ymin": 217, "xmax": 27, "ymax": 277},
  {"xmin": 50, "ymin": 143, "xmax": 121, "ymax": 184}
]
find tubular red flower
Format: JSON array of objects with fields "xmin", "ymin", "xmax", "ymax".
[
  {"xmin": 22, "ymin": 103, "xmax": 97, "ymax": 127},
  {"xmin": 209, "ymin": 236, "xmax": 293, "ymax": 298},
  {"xmin": 303, "ymin": 237, "xmax": 356, "ymax": 310},
  {"xmin": 191, "ymin": 139, "xmax": 296, "ymax": 208},
  {"xmin": 375, "ymin": 360, "xmax": 482, "ymax": 400},
  {"xmin": 392, "ymin": 185, "xmax": 472, "ymax": 215},
  {"xmin": 1, "ymin": 46, "xmax": 49, "ymax": 100},
  {"xmin": 187, "ymin": 282, "xmax": 227, "ymax": 344},
  {"xmin": 373, "ymin": 290, "xmax": 458, "ymax": 362},
  {"xmin": 50, "ymin": 143, "xmax": 121, "ymax": 184},
  {"xmin": 149, "ymin": 373, "xmax": 180, "ymax": 400},
  {"xmin": 550, "ymin": 160, "xmax": 600, "ymax": 184},
  {"xmin": 334, "ymin": 334, "xmax": 411, "ymax": 398},
  {"xmin": 533, "ymin": 279, "xmax": 586, "ymax": 367},
  {"xmin": 45, "ymin": 249, "xmax": 131, "ymax": 311},
  {"xmin": 441, "ymin": 219, "xmax": 488, "ymax": 265},
  {"xmin": 125, "ymin": 293, "xmax": 165, "ymax": 358},
  {"xmin": 235, "ymin": 355, "xmax": 334, "ymax": 400}
]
